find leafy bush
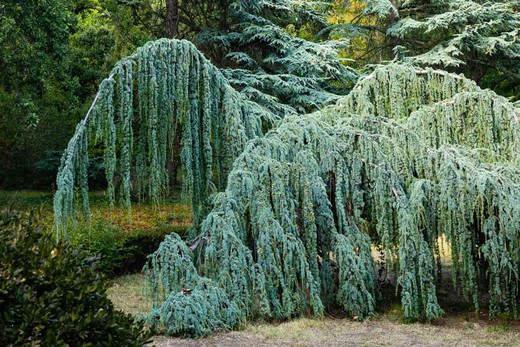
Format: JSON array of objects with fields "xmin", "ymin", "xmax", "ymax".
[
  {"xmin": 69, "ymin": 220, "xmax": 189, "ymax": 276},
  {"xmin": 69, "ymin": 219, "xmax": 125, "ymax": 275},
  {"xmin": 118, "ymin": 227, "xmax": 189, "ymax": 275},
  {"xmin": 0, "ymin": 209, "xmax": 150, "ymax": 346}
]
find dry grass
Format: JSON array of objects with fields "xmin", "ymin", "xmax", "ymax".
[
  {"xmin": 107, "ymin": 273, "xmax": 152, "ymax": 318},
  {"xmin": 90, "ymin": 202, "xmax": 192, "ymax": 232},
  {"xmin": 109, "ymin": 273, "xmax": 520, "ymax": 347},
  {"xmin": 151, "ymin": 315, "xmax": 520, "ymax": 347}
]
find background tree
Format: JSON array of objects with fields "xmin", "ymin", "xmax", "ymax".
[
  {"xmin": 327, "ymin": 0, "xmax": 520, "ymax": 99},
  {"xmin": 0, "ymin": 0, "xmax": 150, "ymax": 189},
  {"xmin": 0, "ymin": 0, "xmax": 77, "ymax": 187}
]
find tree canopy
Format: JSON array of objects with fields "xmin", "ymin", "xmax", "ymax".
[
  {"xmin": 328, "ymin": 0, "xmax": 520, "ymax": 98},
  {"xmin": 54, "ymin": 37, "xmax": 520, "ymax": 336},
  {"xmin": 2, "ymin": 0, "xmax": 520, "ymax": 339}
]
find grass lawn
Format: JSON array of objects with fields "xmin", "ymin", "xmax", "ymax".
[
  {"xmin": 109, "ymin": 273, "xmax": 520, "ymax": 347},
  {"xmin": 0, "ymin": 190, "xmax": 192, "ymax": 233}
]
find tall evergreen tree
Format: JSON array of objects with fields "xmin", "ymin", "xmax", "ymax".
[
  {"xmin": 327, "ymin": 0, "xmax": 520, "ymax": 99},
  {"xmin": 115, "ymin": 0, "xmax": 357, "ymax": 113},
  {"xmin": 201, "ymin": 0, "xmax": 357, "ymax": 113}
]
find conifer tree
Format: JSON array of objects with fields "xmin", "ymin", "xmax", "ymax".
[
  {"xmin": 207, "ymin": 0, "xmax": 358, "ymax": 113},
  {"xmin": 143, "ymin": 63, "xmax": 520, "ymax": 336},
  {"xmin": 328, "ymin": 0, "xmax": 520, "ymax": 99},
  {"xmin": 55, "ymin": 38, "xmax": 520, "ymax": 336},
  {"xmin": 117, "ymin": 0, "xmax": 357, "ymax": 112}
]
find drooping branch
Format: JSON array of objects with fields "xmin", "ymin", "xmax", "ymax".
[
  {"xmin": 54, "ymin": 39, "xmax": 273, "ymax": 234},
  {"xmin": 55, "ymin": 39, "xmax": 520, "ymax": 338},
  {"xmin": 144, "ymin": 64, "xmax": 520, "ymax": 336}
]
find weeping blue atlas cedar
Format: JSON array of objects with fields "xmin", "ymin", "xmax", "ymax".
[{"xmin": 55, "ymin": 39, "xmax": 520, "ymax": 337}]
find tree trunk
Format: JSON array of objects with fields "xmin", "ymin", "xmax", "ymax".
[
  {"xmin": 469, "ymin": 48, "xmax": 486, "ymax": 84},
  {"xmin": 388, "ymin": 0, "xmax": 400, "ymax": 59},
  {"xmin": 165, "ymin": 0, "xmax": 179, "ymax": 38}
]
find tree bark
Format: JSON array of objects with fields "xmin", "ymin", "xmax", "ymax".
[
  {"xmin": 469, "ymin": 48, "xmax": 486, "ymax": 84},
  {"xmin": 165, "ymin": 0, "xmax": 179, "ymax": 38},
  {"xmin": 388, "ymin": 0, "xmax": 400, "ymax": 58}
]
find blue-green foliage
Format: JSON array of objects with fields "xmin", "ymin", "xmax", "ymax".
[
  {"xmin": 352, "ymin": 0, "xmax": 520, "ymax": 99},
  {"xmin": 56, "ymin": 37, "xmax": 520, "ymax": 337},
  {"xmin": 145, "ymin": 64, "xmax": 519, "ymax": 335},
  {"xmin": 54, "ymin": 39, "xmax": 272, "ymax": 234},
  {"xmin": 147, "ymin": 278, "xmax": 244, "ymax": 338},
  {"xmin": 144, "ymin": 234, "xmax": 245, "ymax": 337}
]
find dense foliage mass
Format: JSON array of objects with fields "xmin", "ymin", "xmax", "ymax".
[
  {"xmin": 202, "ymin": 0, "xmax": 356, "ymax": 113},
  {"xmin": 329, "ymin": 0, "xmax": 520, "ymax": 99},
  {"xmin": 144, "ymin": 64, "xmax": 520, "ymax": 335},
  {"xmin": 3, "ymin": 0, "xmax": 518, "ymax": 189},
  {"xmin": 56, "ymin": 38, "xmax": 520, "ymax": 336},
  {"xmin": 0, "ymin": 209, "xmax": 149, "ymax": 346},
  {"xmin": 53, "ymin": 38, "xmax": 273, "ymax": 236}
]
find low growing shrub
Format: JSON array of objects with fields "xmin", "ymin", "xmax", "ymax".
[
  {"xmin": 69, "ymin": 221, "xmax": 190, "ymax": 276},
  {"xmin": 69, "ymin": 219, "xmax": 125, "ymax": 275},
  {"xmin": 0, "ymin": 209, "xmax": 151, "ymax": 346}
]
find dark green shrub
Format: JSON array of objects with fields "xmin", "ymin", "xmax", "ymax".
[
  {"xmin": 69, "ymin": 219, "xmax": 125, "ymax": 275},
  {"xmin": 70, "ymin": 222, "xmax": 190, "ymax": 276},
  {"xmin": 0, "ymin": 209, "xmax": 151, "ymax": 346},
  {"xmin": 117, "ymin": 227, "xmax": 181, "ymax": 275}
]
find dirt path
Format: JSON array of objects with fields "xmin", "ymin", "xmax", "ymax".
[
  {"xmin": 108, "ymin": 274, "xmax": 520, "ymax": 347},
  {"xmin": 150, "ymin": 317, "xmax": 520, "ymax": 347}
]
